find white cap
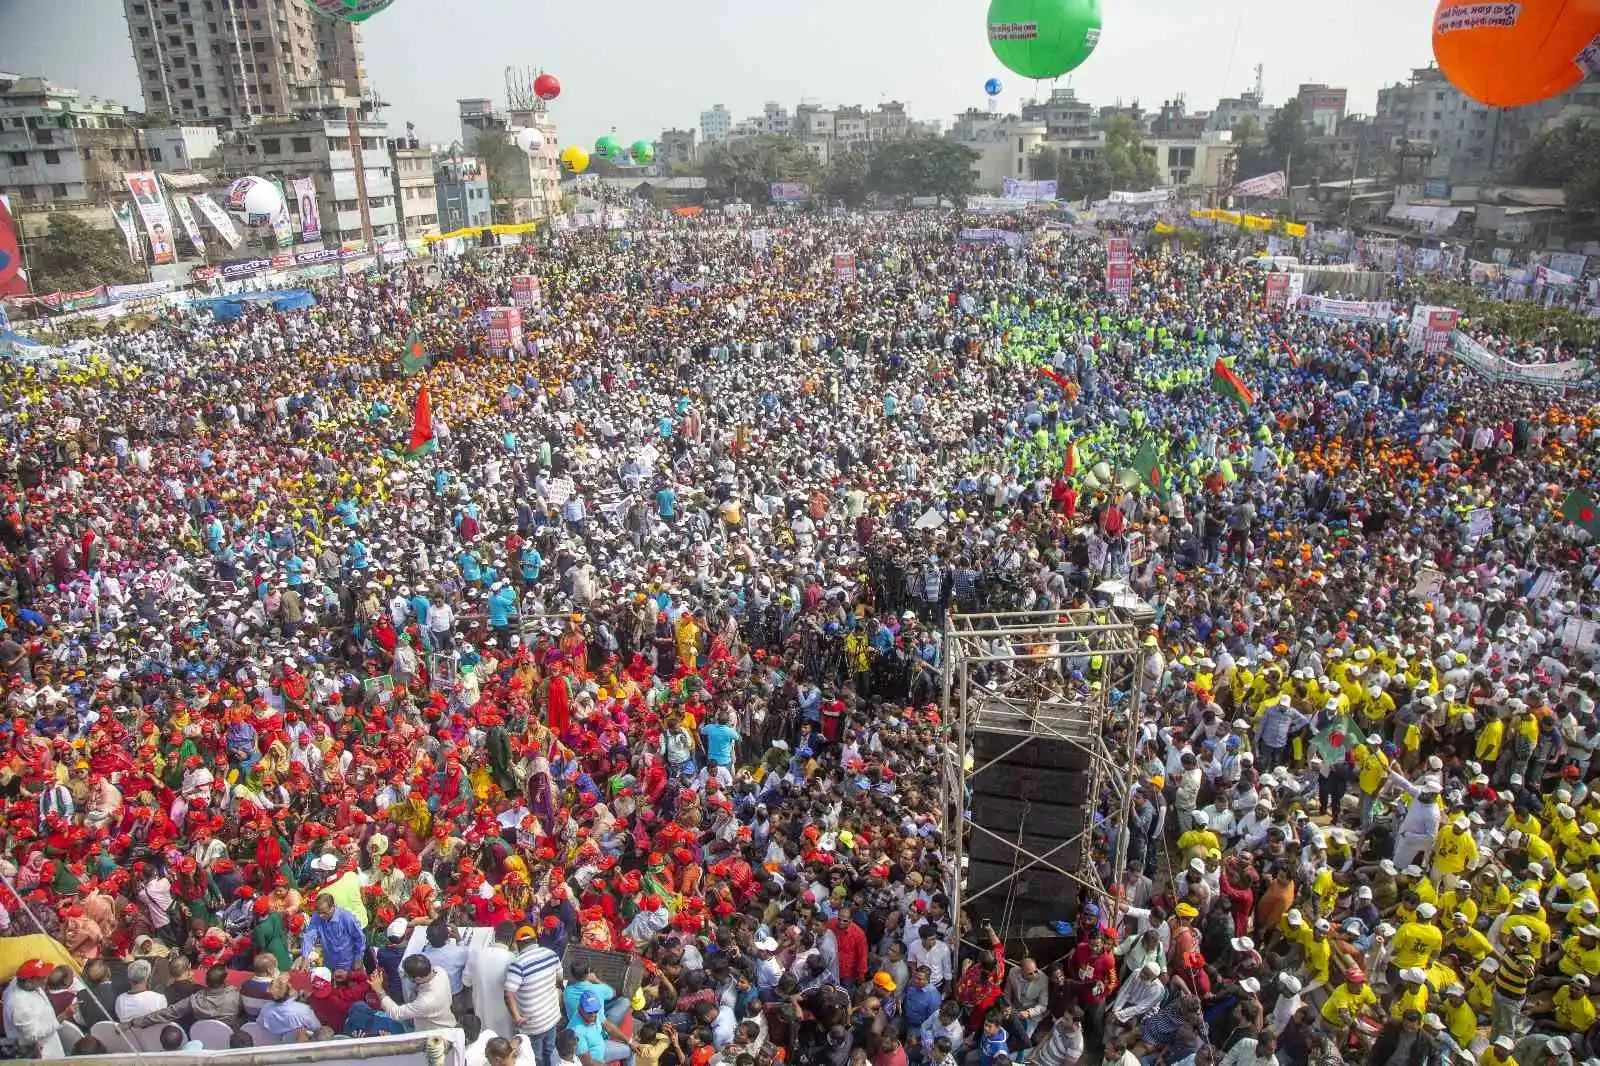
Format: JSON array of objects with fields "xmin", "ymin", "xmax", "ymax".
[
  {"xmin": 1231, "ymin": 937, "xmax": 1256, "ymax": 953},
  {"xmin": 1416, "ymin": 902, "xmax": 1437, "ymax": 920},
  {"xmin": 1239, "ymin": 977, "xmax": 1261, "ymax": 994},
  {"xmin": 386, "ymin": 918, "xmax": 409, "ymax": 940},
  {"xmin": 1279, "ymin": 974, "xmax": 1302, "ymax": 995}
]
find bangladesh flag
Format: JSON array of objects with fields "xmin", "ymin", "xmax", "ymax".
[
  {"xmin": 401, "ymin": 328, "xmax": 430, "ymax": 375},
  {"xmin": 1562, "ymin": 489, "xmax": 1600, "ymax": 539},
  {"xmin": 1310, "ymin": 714, "xmax": 1357, "ymax": 765},
  {"xmin": 1211, "ymin": 358, "xmax": 1255, "ymax": 412},
  {"xmin": 1131, "ymin": 440, "xmax": 1168, "ymax": 502},
  {"xmin": 402, "ymin": 384, "xmax": 436, "ymax": 458}
]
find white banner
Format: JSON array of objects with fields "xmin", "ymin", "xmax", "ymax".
[
  {"xmin": 191, "ymin": 192, "xmax": 242, "ymax": 250},
  {"xmin": 1449, "ymin": 332, "xmax": 1596, "ymax": 387},
  {"xmin": 1001, "ymin": 178, "xmax": 1058, "ymax": 201},
  {"xmin": 1107, "ymin": 188, "xmax": 1173, "ymax": 205},
  {"xmin": 170, "ymin": 193, "xmax": 207, "ymax": 257},
  {"xmin": 124, "ymin": 171, "xmax": 176, "ymax": 265},
  {"xmin": 111, "ymin": 201, "xmax": 143, "ymax": 263},
  {"xmin": 1297, "ymin": 294, "xmax": 1393, "ymax": 322},
  {"xmin": 1230, "ymin": 171, "xmax": 1288, "ymax": 198}
]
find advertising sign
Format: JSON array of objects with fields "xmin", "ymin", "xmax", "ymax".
[
  {"xmin": 1230, "ymin": 171, "xmax": 1288, "ymax": 198},
  {"xmin": 191, "ymin": 193, "xmax": 242, "ymax": 249},
  {"xmin": 770, "ymin": 182, "xmax": 810, "ymax": 204},
  {"xmin": 1001, "ymin": 178, "xmax": 1058, "ymax": 201},
  {"xmin": 170, "ymin": 193, "xmax": 207, "ymax": 257},
  {"xmin": 124, "ymin": 171, "xmax": 177, "ymax": 265},
  {"xmin": 486, "ymin": 306, "xmax": 523, "ymax": 353},
  {"xmin": 510, "ymin": 274, "xmax": 542, "ymax": 310},
  {"xmin": 291, "ymin": 177, "xmax": 322, "ymax": 243},
  {"xmin": 832, "ymin": 252, "xmax": 858, "ymax": 284},
  {"xmin": 1263, "ymin": 273, "xmax": 1291, "ymax": 307},
  {"xmin": 1105, "ymin": 237, "xmax": 1131, "ymax": 300}
]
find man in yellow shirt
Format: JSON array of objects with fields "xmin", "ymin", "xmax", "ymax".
[
  {"xmin": 1478, "ymin": 1035, "xmax": 1518, "ymax": 1066},
  {"xmin": 1390, "ymin": 968, "xmax": 1430, "ymax": 1021},
  {"xmin": 1320, "ymin": 968, "xmax": 1379, "ymax": 1031},
  {"xmin": 1556, "ymin": 924, "xmax": 1600, "ymax": 979},
  {"xmin": 1477, "ymin": 709, "xmax": 1505, "ymax": 763},
  {"xmin": 1354, "ymin": 735, "xmax": 1390, "ymax": 829},
  {"xmin": 1551, "ymin": 974, "xmax": 1597, "ymax": 1033},
  {"xmin": 1432, "ymin": 816, "xmax": 1479, "ymax": 879},
  {"xmin": 1439, "ymin": 984, "xmax": 1477, "ymax": 1049},
  {"xmin": 1392, "ymin": 905, "xmax": 1444, "ymax": 971},
  {"xmin": 1444, "ymin": 910, "xmax": 1494, "ymax": 964}
]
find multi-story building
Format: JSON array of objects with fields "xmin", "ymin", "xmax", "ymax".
[
  {"xmin": 1150, "ymin": 98, "xmax": 1207, "ymax": 138},
  {"xmin": 868, "ymin": 101, "xmax": 910, "ymax": 143},
  {"xmin": 123, "ymin": 0, "xmax": 366, "ymax": 123},
  {"xmin": 1296, "ymin": 83, "xmax": 1348, "ymax": 136},
  {"xmin": 502, "ymin": 107, "xmax": 560, "ymax": 222},
  {"xmin": 760, "ymin": 101, "xmax": 791, "ymax": 136},
  {"xmin": 458, "ymin": 98, "xmax": 501, "ymax": 149},
  {"xmin": 1394, "ymin": 65, "xmax": 1524, "ymax": 182},
  {"xmin": 699, "ymin": 104, "xmax": 731, "ymax": 145},
  {"xmin": 387, "ymin": 130, "xmax": 437, "ymax": 240},
  {"xmin": 1208, "ymin": 89, "xmax": 1276, "ymax": 135},
  {"xmin": 0, "ymin": 76, "xmax": 152, "ymax": 207},
  {"xmin": 948, "ymin": 112, "xmax": 1048, "ymax": 192},
  {"xmin": 656, "ymin": 128, "xmax": 696, "ymax": 167},
  {"xmin": 434, "ymin": 156, "xmax": 491, "ymax": 233},
  {"xmin": 219, "ymin": 101, "xmax": 397, "ymax": 245},
  {"xmin": 794, "ymin": 104, "xmax": 835, "ymax": 141},
  {"xmin": 834, "ymin": 107, "xmax": 869, "ymax": 152},
  {"xmin": 1022, "ymin": 88, "xmax": 1098, "ymax": 139}
]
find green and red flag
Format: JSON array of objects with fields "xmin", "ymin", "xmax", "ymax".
[
  {"xmin": 401, "ymin": 327, "xmax": 430, "ymax": 375},
  {"xmin": 403, "ymin": 384, "xmax": 436, "ymax": 458},
  {"xmin": 1210, "ymin": 358, "xmax": 1255, "ymax": 412},
  {"xmin": 1131, "ymin": 440, "xmax": 1168, "ymax": 502},
  {"xmin": 1562, "ymin": 489, "xmax": 1600, "ymax": 539}
]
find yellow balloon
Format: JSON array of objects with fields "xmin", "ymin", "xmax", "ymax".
[{"xmin": 560, "ymin": 145, "xmax": 589, "ymax": 173}]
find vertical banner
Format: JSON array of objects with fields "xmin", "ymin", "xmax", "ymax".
[
  {"xmin": 124, "ymin": 171, "xmax": 177, "ymax": 265},
  {"xmin": 510, "ymin": 275, "xmax": 542, "ymax": 310},
  {"xmin": 833, "ymin": 252, "xmax": 858, "ymax": 283},
  {"xmin": 191, "ymin": 193, "xmax": 242, "ymax": 249},
  {"xmin": 486, "ymin": 306, "xmax": 523, "ymax": 354},
  {"xmin": 170, "ymin": 193, "xmax": 207, "ymax": 258},
  {"xmin": 1423, "ymin": 307, "xmax": 1460, "ymax": 354},
  {"xmin": 1287, "ymin": 272, "xmax": 1306, "ymax": 306},
  {"xmin": 750, "ymin": 228, "xmax": 769, "ymax": 252},
  {"xmin": 1263, "ymin": 273, "xmax": 1291, "ymax": 308},
  {"xmin": 0, "ymin": 193, "xmax": 27, "ymax": 297},
  {"xmin": 1105, "ymin": 237, "xmax": 1131, "ymax": 300},
  {"xmin": 111, "ymin": 201, "xmax": 144, "ymax": 263},
  {"xmin": 291, "ymin": 177, "xmax": 322, "ymax": 243}
]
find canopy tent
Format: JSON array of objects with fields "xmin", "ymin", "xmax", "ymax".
[{"xmin": 190, "ymin": 289, "xmax": 316, "ymax": 322}]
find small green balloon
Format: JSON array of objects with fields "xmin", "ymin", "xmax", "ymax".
[
  {"xmin": 986, "ymin": 0, "xmax": 1101, "ymax": 80},
  {"xmin": 594, "ymin": 135, "xmax": 622, "ymax": 159},
  {"xmin": 631, "ymin": 139, "xmax": 654, "ymax": 163}
]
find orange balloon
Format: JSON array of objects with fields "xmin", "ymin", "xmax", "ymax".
[{"xmin": 1431, "ymin": 0, "xmax": 1600, "ymax": 107}]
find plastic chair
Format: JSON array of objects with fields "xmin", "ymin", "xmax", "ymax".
[
  {"xmin": 135, "ymin": 1025, "xmax": 174, "ymax": 1052},
  {"xmin": 87, "ymin": 1020, "xmax": 137, "ymax": 1053},
  {"xmin": 240, "ymin": 1020, "xmax": 278, "ymax": 1046},
  {"xmin": 190, "ymin": 1019, "xmax": 237, "ymax": 1050},
  {"xmin": 57, "ymin": 1020, "xmax": 83, "ymax": 1054}
]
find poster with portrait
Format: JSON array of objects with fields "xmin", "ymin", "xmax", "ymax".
[
  {"xmin": 111, "ymin": 201, "xmax": 144, "ymax": 264},
  {"xmin": 292, "ymin": 177, "xmax": 321, "ymax": 243},
  {"xmin": 170, "ymin": 194, "xmax": 208, "ymax": 258},
  {"xmin": 123, "ymin": 171, "xmax": 177, "ymax": 265}
]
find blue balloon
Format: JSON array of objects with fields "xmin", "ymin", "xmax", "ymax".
[{"xmin": 984, "ymin": 77, "xmax": 1003, "ymax": 96}]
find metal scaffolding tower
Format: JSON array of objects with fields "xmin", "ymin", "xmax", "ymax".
[{"xmin": 940, "ymin": 607, "xmax": 1147, "ymax": 953}]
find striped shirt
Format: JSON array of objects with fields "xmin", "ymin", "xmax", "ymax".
[
  {"xmin": 504, "ymin": 945, "xmax": 563, "ymax": 1035},
  {"xmin": 1495, "ymin": 951, "xmax": 1535, "ymax": 999}
]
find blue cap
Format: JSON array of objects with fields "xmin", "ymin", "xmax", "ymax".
[{"xmin": 579, "ymin": 992, "xmax": 601, "ymax": 1014}]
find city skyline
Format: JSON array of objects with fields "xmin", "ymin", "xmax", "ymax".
[{"xmin": 0, "ymin": 0, "xmax": 1439, "ymax": 147}]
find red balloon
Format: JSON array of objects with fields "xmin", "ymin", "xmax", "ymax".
[{"xmin": 534, "ymin": 74, "xmax": 561, "ymax": 101}]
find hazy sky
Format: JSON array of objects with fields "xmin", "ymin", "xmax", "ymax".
[{"xmin": 0, "ymin": 0, "xmax": 1438, "ymax": 149}]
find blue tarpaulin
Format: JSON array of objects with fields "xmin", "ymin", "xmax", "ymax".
[{"xmin": 190, "ymin": 289, "xmax": 316, "ymax": 321}]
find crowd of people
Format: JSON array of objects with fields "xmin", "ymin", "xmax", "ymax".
[{"xmin": 0, "ymin": 210, "xmax": 1596, "ymax": 1066}]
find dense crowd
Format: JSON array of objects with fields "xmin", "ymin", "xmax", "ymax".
[{"xmin": 0, "ymin": 211, "xmax": 1596, "ymax": 1066}]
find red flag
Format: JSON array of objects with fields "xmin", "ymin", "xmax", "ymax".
[
  {"xmin": 1038, "ymin": 366, "xmax": 1077, "ymax": 397},
  {"xmin": 1063, "ymin": 439, "xmax": 1077, "ymax": 478},
  {"xmin": 406, "ymin": 385, "xmax": 435, "ymax": 455}
]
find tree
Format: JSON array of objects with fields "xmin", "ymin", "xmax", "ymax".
[
  {"xmin": 1039, "ymin": 117, "xmax": 1157, "ymax": 202},
  {"xmin": 1513, "ymin": 120, "xmax": 1600, "ymax": 224},
  {"xmin": 823, "ymin": 150, "xmax": 871, "ymax": 207},
  {"xmin": 867, "ymin": 138, "xmax": 978, "ymax": 206},
  {"xmin": 30, "ymin": 213, "xmax": 145, "ymax": 293},
  {"xmin": 471, "ymin": 126, "xmax": 522, "ymax": 223},
  {"xmin": 1234, "ymin": 99, "xmax": 1327, "ymax": 182},
  {"xmin": 700, "ymin": 135, "xmax": 819, "ymax": 202}
]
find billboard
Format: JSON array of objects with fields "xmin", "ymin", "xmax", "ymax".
[
  {"xmin": 191, "ymin": 192, "xmax": 242, "ymax": 249},
  {"xmin": 291, "ymin": 177, "xmax": 321, "ymax": 243},
  {"xmin": 510, "ymin": 274, "xmax": 542, "ymax": 310},
  {"xmin": 0, "ymin": 193, "xmax": 27, "ymax": 297},
  {"xmin": 486, "ymin": 306, "xmax": 523, "ymax": 354},
  {"xmin": 1264, "ymin": 273, "xmax": 1291, "ymax": 307},
  {"xmin": 833, "ymin": 252, "xmax": 857, "ymax": 283},
  {"xmin": 124, "ymin": 171, "xmax": 177, "ymax": 265},
  {"xmin": 170, "ymin": 193, "xmax": 208, "ymax": 257},
  {"xmin": 1001, "ymin": 178, "xmax": 1058, "ymax": 201},
  {"xmin": 770, "ymin": 182, "xmax": 810, "ymax": 204},
  {"xmin": 1230, "ymin": 171, "xmax": 1288, "ymax": 198},
  {"xmin": 111, "ymin": 201, "xmax": 144, "ymax": 263}
]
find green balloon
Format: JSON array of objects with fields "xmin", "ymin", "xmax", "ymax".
[
  {"xmin": 631, "ymin": 139, "xmax": 654, "ymax": 163},
  {"xmin": 594, "ymin": 135, "xmax": 622, "ymax": 159},
  {"xmin": 986, "ymin": 0, "xmax": 1101, "ymax": 80}
]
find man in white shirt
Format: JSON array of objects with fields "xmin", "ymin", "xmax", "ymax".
[
  {"xmin": 3, "ymin": 959, "xmax": 63, "ymax": 1058},
  {"xmin": 115, "ymin": 959, "xmax": 169, "ymax": 1023},
  {"xmin": 374, "ymin": 955, "xmax": 456, "ymax": 1031},
  {"xmin": 464, "ymin": 925, "xmax": 518, "ymax": 1042},
  {"xmin": 905, "ymin": 924, "xmax": 953, "ymax": 989}
]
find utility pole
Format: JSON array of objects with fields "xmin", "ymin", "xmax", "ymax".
[{"xmin": 1344, "ymin": 138, "xmax": 1362, "ymax": 231}]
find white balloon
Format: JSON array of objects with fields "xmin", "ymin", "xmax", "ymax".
[
  {"xmin": 224, "ymin": 175, "xmax": 284, "ymax": 221},
  {"xmin": 515, "ymin": 127, "xmax": 545, "ymax": 155}
]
